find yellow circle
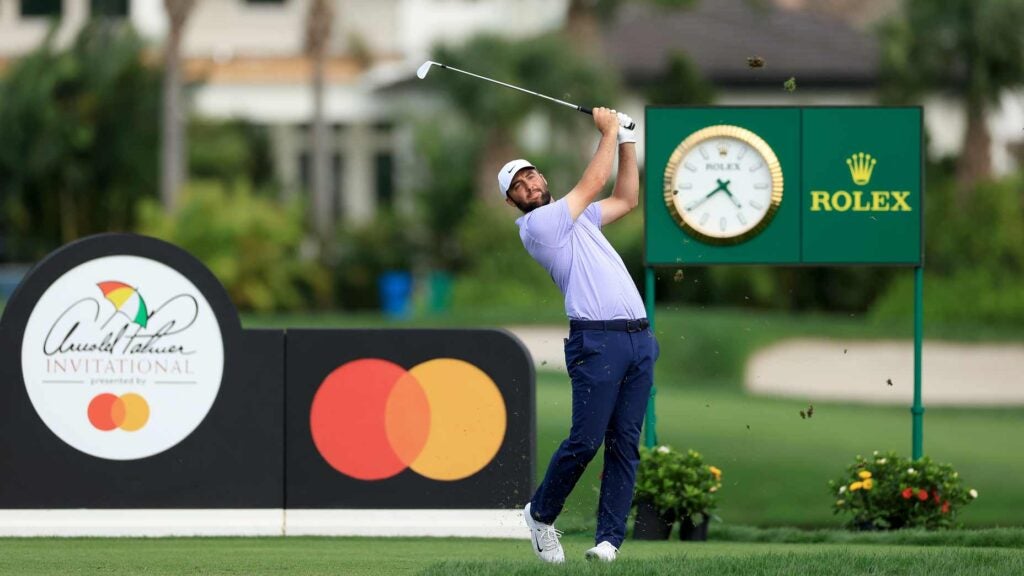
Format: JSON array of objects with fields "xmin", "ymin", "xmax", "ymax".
[
  {"xmin": 118, "ymin": 393, "xmax": 150, "ymax": 432},
  {"xmin": 408, "ymin": 359, "xmax": 506, "ymax": 481}
]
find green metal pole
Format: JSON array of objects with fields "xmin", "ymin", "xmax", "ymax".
[
  {"xmin": 912, "ymin": 265, "xmax": 924, "ymax": 460},
  {"xmin": 644, "ymin": 267, "xmax": 658, "ymax": 448}
]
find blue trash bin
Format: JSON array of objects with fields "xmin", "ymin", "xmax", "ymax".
[{"xmin": 378, "ymin": 270, "xmax": 413, "ymax": 319}]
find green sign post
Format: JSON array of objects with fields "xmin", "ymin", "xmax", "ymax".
[{"xmin": 643, "ymin": 106, "xmax": 924, "ymax": 458}]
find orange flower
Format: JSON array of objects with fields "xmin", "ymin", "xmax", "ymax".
[{"xmin": 709, "ymin": 466, "xmax": 722, "ymax": 480}]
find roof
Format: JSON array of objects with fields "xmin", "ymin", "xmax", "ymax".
[{"xmin": 602, "ymin": 0, "xmax": 880, "ymax": 88}]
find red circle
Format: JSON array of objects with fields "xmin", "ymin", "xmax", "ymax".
[
  {"xmin": 310, "ymin": 359, "xmax": 418, "ymax": 480},
  {"xmin": 88, "ymin": 394, "xmax": 120, "ymax": 431}
]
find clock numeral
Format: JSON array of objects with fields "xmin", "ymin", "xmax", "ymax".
[
  {"xmin": 737, "ymin": 213, "xmax": 748, "ymax": 226},
  {"xmin": 737, "ymin": 147, "xmax": 749, "ymax": 160},
  {"xmin": 719, "ymin": 217, "xmax": 727, "ymax": 232},
  {"xmin": 748, "ymin": 162, "xmax": 762, "ymax": 172},
  {"xmin": 678, "ymin": 182, "xmax": 693, "ymax": 190},
  {"xmin": 684, "ymin": 162, "xmax": 698, "ymax": 172},
  {"xmin": 750, "ymin": 200, "xmax": 764, "ymax": 210},
  {"xmin": 699, "ymin": 146, "xmax": 709, "ymax": 160},
  {"xmin": 754, "ymin": 182, "xmax": 769, "ymax": 190},
  {"xmin": 699, "ymin": 213, "xmax": 710, "ymax": 226}
]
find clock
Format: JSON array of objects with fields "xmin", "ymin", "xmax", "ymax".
[{"xmin": 663, "ymin": 125, "xmax": 784, "ymax": 245}]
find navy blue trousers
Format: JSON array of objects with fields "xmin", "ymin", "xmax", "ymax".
[{"xmin": 529, "ymin": 322, "xmax": 659, "ymax": 548}]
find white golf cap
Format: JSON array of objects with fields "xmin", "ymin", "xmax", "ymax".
[{"xmin": 497, "ymin": 159, "xmax": 535, "ymax": 198}]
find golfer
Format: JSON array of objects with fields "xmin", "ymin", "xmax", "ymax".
[{"xmin": 500, "ymin": 107, "xmax": 658, "ymax": 563}]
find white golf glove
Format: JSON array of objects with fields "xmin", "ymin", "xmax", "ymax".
[{"xmin": 617, "ymin": 112, "xmax": 637, "ymax": 145}]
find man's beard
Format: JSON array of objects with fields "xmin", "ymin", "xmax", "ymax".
[{"xmin": 514, "ymin": 191, "xmax": 552, "ymax": 213}]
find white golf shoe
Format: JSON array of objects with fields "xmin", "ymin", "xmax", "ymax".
[
  {"xmin": 584, "ymin": 541, "xmax": 618, "ymax": 562},
  {"xmin": 523, "ymin": 503, "xmax": 565, "ymax": 564}
]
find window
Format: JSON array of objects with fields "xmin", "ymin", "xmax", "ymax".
[
  {"xmin": 332, "ymin": 154, "xmax": 345, "ymax": 221},
  {"xmin": 298, "ymin": 153, "xmax": 343, "ymax": 221},
  {"xmin": 375, "ymin": 153, "xmax": 394, "ymax": 208},
  {"xmin": 20, "ymin": 0, "xmax": 61, "ymax": 17},
  {"xmin": 90, "ymin": 0, "xmax": 128, "ymax": 17}
]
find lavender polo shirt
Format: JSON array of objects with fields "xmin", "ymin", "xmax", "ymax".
[{"xmin": 516, "ymin": 197, "xmax": 646, "ymax": 321}]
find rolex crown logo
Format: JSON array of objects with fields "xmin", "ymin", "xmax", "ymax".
[
  {"xmin": 846, "ymin": 152, "xmax": 877, "ymax": 185},
  {"xmin": 717, "ymin": 144, "xmax": 728, "ymax": 157}
]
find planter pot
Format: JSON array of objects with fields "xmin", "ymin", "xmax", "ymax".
[
  {"xmin": 632, "ymin": 498, "xmax": 675, "ymax": 540},
  {"xmin": 679, "ymin": 514, "xmax": 710, "ymax": 541}
]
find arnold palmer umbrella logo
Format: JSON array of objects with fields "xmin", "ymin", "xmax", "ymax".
[{"xmin": 21, "ymin": 255, "xmax": 224, "ymax": 460}]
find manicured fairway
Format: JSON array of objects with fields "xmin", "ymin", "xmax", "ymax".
[{"xmin": 1, "ymin": 534, "xmax": 1022, "ymax": 576}]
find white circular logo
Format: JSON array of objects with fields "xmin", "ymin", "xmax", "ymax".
[{"xmin": 21, "ymin": 255, "xmax": 224, "ymax": 460}]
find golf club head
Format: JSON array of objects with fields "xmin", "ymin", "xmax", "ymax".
[{"xmin": 416, "ymin": 61, "xmax": 436, "ymax": 79}]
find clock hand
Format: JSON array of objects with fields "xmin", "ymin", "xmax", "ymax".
[
  {"xmin": 684, "ymin": 181, "xmax": 730, "ymax": 211},
  {"xmin": 716, "ymin": 179, "xmax": 743, "ymax": 208}
]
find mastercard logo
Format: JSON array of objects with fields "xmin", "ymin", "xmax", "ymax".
[
  {"xmin": 87, "ymin": 393, "xmax": 150, "ymax": 432},
  {"xmin": 310, "ymin": 358, "xmax": 507, "ymax": 481}
]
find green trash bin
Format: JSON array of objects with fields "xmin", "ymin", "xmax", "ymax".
[{"xmin": 427, "ymin": 270, "xmax": 452, "ymax": 314}]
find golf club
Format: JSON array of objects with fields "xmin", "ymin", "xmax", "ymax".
[{"xmin": 417, "ymin": 60, "xmax": 636, "ymax": 130}]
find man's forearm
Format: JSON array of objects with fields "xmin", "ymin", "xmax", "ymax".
[
  {"xmin": 575, "ymin": 132, "xmax": 618, "ymax": 201},
  {"xmin": 611, "ymin": 143, "xmax": 639, "ymax": 207}
]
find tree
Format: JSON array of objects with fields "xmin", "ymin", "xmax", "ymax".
[
  {"xmin": 0, "ymin": 23, "xmax": 160, "ymax": 260},
  {"xmin": 160, "ymin": 0, "xmax": 195, "ymax": 212},
  {"xmin": 305, "ymin": 0, "xmax": 334, "ymax": 246},
  {"xmin": 879, "ymin": 0, "xmax": 1024, "ymax": 199},
  {"xmin": 645, "ymin": 52, "xmax": 714, "ymax": 105},
  {"xmin": 431, "ymin": 33, "xmax": 617, "ymax": 201}
]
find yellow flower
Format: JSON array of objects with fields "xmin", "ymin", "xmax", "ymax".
[
  {"xmin": 709, "ymin": 466, "xmax": 722, "ymax": 480},
  {"xmin": 850, "ymin": 482, "xmax": 863, "ymax": 491},
  {"xmin": 863, "ymin": 479, "xmax": 874, "ymax": 490},
  {"xmin": 858, "ymin": 471, "xmax": 872, "ymax": 480}
]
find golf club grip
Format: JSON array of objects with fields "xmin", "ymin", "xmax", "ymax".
[{"xmin": 577, "ymin": 106, "xmax": 636, "ymax": 130}]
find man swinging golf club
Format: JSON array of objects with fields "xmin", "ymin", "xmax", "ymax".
[{"xmin": 500, "ymin": 107, "xmax": 659, "ymax": 563}]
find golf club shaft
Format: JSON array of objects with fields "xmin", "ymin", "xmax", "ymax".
[{"xmin": 435, "ymin": 63, "xmax": 636, "ymax": 131}]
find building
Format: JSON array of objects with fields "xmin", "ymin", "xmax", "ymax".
[
  {"xmin": 0, "ymin": 0, "xmax": 567, "ymax": 224},
  {"xmin": 1, "ymin": 0, "xmax": 1021, "ymax": 230}
]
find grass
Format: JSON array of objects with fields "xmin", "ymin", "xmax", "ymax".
[
  {"xmin": 0, "ymin": 534, "xmax": 1021, "ymax": 576},
  {"xmin": 539, "ymin": 372, "xmax": 1024, "ymax": 530},
  {"xmin": 710, "ymin": 525, "xmax": 1024, "ymax": 547}
]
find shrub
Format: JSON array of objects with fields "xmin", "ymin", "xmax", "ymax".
[
  {"xmin": 136, "ymin": 180, "xmax": 331, "ymax": 312},
  {"xmin": 448, "ymin": 200, "xmax": 559, "ymax": 316},
  {"xmin": 829, "ymin": 451, "xmax": 978, "ymax": 530},
  {"xmin": 871, "ymin": 173, "xmax": 1024, "ymax": 326},
  {"xmin": 634, "ymin": 446, "xmax": 723, "ymax": 522},
  {"xmin": 0, "ymin": 22, "xmax": 160, "ymax": 260},
  {"xmin": 332, "ymin": 209, "xmax": 418, "ymax": 310}
]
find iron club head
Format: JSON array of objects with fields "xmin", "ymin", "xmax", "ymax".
[{"xmin": 416, "ymin": 61, "xmax": 437, "ymax": 79}]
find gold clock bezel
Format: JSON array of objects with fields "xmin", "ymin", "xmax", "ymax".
[{"xmin": 663, "ymin": 124, "xmax": 784, "ymax": 246}]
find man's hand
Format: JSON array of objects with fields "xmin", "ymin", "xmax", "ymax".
[
  {"xmin": 616, "ymin": 113, "xmax": 637, "ymax": 145},
  {"xmin": 593, "ymin": 107, "xmax": 619, "ymax": 137}
]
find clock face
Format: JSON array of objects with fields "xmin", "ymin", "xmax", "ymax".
[{"xmin": 663, "ymin": 125, "xmax": 783, "ymax": 245}]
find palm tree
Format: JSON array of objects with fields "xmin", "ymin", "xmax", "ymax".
[
  {"xmin": 879, "ymin": 0, "xmax": 1024, "ymax": 200},
  {"xmin": 305, "ymin": 0, "xmax": 334, "ymax": 245},
  {"xmin": 160, "ymin": 0, "xmax": 195, "ymax": 211}
]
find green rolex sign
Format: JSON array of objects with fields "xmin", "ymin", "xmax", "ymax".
[{"xmin": 645, "ymin": 107, "xmax": 923, "ymax": 266}]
